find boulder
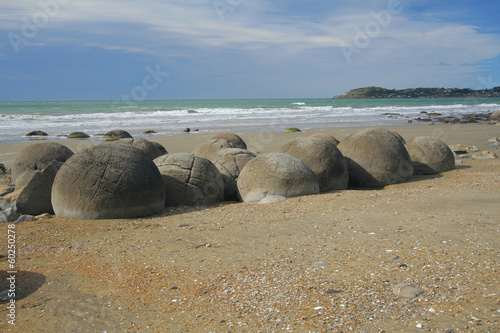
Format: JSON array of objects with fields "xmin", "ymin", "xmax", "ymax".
[
  {"xmin": 237, "ymin": 153, "xmax": 319, "ymax": 202},
  {"xmin": 284, "ymin": 128, "xmax": 301, "ymax": 133},
  {"xmin": 15, "ymin": 160, "xmax": 63, "ymax": 215},
  {"xmin": 490, "ymin": 110, "xmax": 500, "ymax": 122},
  {"xmin": 389, "ymin": 130, "xmax": 406, "ymax": 144},
  {"xmin": 11, "ymin": 143, "xmax": 74, "ymax": 187},
  {"xmin": 102, "ymin": 129, "xmax": 133, "ymax": 142},
  {"xmin": 116, "ymin": 138, "xmax": 164, "ymax": 160},
  {"xmin": 154, "ymin": 153, "xmax": 224, "ymax": 206},
  {"xmin": 210, "ymin": 132, "xmax": 247, "ymax": 149},
  {"xmin": 192, "ymin": 139, "xmax": 235, "ymax": 159},
  {"xmin": 280, "ymin": 137, "xmax": 348, "ymax": 192},
  {"xmin": 405, "ymin": 136, "xmax": 455, "ymax": 174},
  {"xmin": 150, "ymin": 141, "xmax": 168, "ymax": 156},
  {"xmin": 337, "ymin": 128, "xmax": 413, "ymax": 187},
  {"xmin": 68, "ymin": 132, "xmax": 90, "ymax": 139},
  {"xmin": 52, "ymin": 143, "xmax": 165, "ymax": 219},
  {"xmin": 309, "ymin": 133, "xmax": 340, "ymax": 146},
  {"xmin": 449, "ymin": 144, "xmax": 470, "ymax": 154},
  {"xmin": 26, "ymin": 130, "xmax": 48, "ymax": 137},
  {"xmin": 472, "ymin": 151, "xmax": 498, "ymax": 160},
  {"xmin": 209, "ymin": 148, "xmax": 256, "ymax": 200}
]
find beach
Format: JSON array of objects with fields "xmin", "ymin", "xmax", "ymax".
[{"xmin": 1, "ymin": 123, "xmax": 499, "ymax": 332}]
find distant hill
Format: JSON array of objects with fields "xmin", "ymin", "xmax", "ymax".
[{"xmin": 334, "ymin": 86, "xmax": 500, "ymax": 99}]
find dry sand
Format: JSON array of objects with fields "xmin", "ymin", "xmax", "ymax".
[{"xmin": 1, "ymin": 123, "xmax": 499, "ymax": 332}]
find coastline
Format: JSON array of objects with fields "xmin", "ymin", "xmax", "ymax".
[
  {"xmin": 1, "ymin": 123, "xmax": 499, "ymax": 332},
  {"xmin": 1, "ymin": 123, "xmax": 498, "ymax": 169}
]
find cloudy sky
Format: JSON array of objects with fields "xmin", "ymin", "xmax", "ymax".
[{"xmin": 1, "ymin": 0, "xmax": 499, "ymax": 101}]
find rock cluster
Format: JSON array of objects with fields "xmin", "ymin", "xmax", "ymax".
[{"xmin": 4, "ymin": 128, "xmax": 479, "ymax": 221}]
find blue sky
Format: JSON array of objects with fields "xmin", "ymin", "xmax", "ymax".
[{"xmin": 1, "ymin": 0, "xmax": 499, "ymax": 101}]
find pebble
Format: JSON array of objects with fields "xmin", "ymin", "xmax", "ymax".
[{"xmin": 393, "ymin": 283, "xmax": 424, "ymax": 299}]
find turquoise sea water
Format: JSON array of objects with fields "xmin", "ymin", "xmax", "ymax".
[{"xmin": 0, "ymin": 98, "xmax": 499, "ymax": 143}]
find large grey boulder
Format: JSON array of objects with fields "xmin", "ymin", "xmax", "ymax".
[
  {"xmin": 16, "ymin": 160, "xmax": 63, "ymax": 215},
  {"xmin": 237, "ymin": 153, "xmax": 319, "ymax": 202},
  {"xmin": 116, "ymin": 138, "xmax": 165, "ymax": 160},
  {"xmin": 52, "ymin": 143, "xmax": 165, "ymax": 219},
  {"xmin": 405, "ymin": 136, "xmax": 455, "ymax": 174},
  {"xmin": 102, "ymin": 129, "xmax": 133, "ymax": 142},
  {"xmin": 209, "ymin": 148, "xmax": 256, "ymax": 200},
  {"xmin": 490, "ymin": 110, "xmax": 500, "ymax": 122},
  {"xmin": 280, "ymin": 137, "xmax": 348, "ymax": 192},
  {"xmin": 11, "ymin": 143, "xmax": 73, "ymax": 187},
  {"xmin": 309, "ymin": 133, "xmax": 340, "ymax": 146},
  {"xmin": 192, "ymin": 139, "xmax": 235, "ymax": 159},
  {"xmin": 337, "ymin": 128, "xmax": 413, "ymax": 187},
  {"xmin": 210, "ymin": 132, "xmax": 247, "ymax": 149},
  {"xmin": 154, "ymin": 153, "xmax": 224, "ymax": 206}
]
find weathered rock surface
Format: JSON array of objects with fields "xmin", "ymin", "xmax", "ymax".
[
  {"xmin": 210, "ymin": 132, "xmax": 247, "ymax": 150},
  {"xmin": 309, "ymin": 133, "xmax": 340, "ymax": 146},
  {"xmin": 116, "ymin": 138, "xmax": 164, "ymax": 160},
  {"xmin": 52, "ymin": 143, "xmax": 165, "ymax": 219},
  {"xmin": 102, "ymin": 129, "xmax": 133, "ymax": 142},
  {"xmin": 472, "ymin": 151, "xmax": 498, "ymax": 160},
  {"xmin": 490, "ymin": 110, "xmax": 500, "ymax": 122},
  {"xmin": 280, "ymin": 137, "xmax": 348, "ymax": 192},
  {"xmin": 192, "ymin": 139, "xmax": 235, "ymax": 159},
  {"xmin": 26, "ymin": 130, "xmax": 48, "ymax": 137},
  {"xmin": 150, "ymin": 141, "xmax": 168, "ymax": 155},
  {"xmin": 154, "ymin": 153, "xmax": 224, "ymax": 206},
  {"xmin": 405, "ymin": 136, "xmax": 455, "ymax": 174},
  {"xmin": 11, "ymin": 143, "xmax": 74, "ymax": 187},
  {"xmin": 16, "ymin": 160, "xmax": 63, "ymax": 215},
  {"xmin": 237, "ymin": 153, "xmax": 319, "ymax": 202},
  {"xmin": 209, "ymin": 148, "xmax": 256, "ymax": 200},
  {"xmin": 337, "ymin": 128, "xmax": 413, "ymax": 187}
]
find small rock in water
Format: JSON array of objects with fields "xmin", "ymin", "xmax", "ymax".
[{"xmin": 393, "ymin": 283, "xmax": 424, "ymax": 299}]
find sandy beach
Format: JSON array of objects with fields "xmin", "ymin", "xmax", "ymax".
[{"xmin": 1, "ymin": 123, "xmax": 499, "ymax": 332}]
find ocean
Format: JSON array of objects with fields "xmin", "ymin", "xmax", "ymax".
[{"xmin": 1, "ymin": 98, "xmax": 499, "ymax": 143}]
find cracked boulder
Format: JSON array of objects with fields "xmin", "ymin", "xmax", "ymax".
[
  {"xmin": 209, "ymin": 148, "xmax": 256, "ymax": 200},
  {"xmin": 337, "ymin": 128, "xmax": 413, "ymax": 187},
  {"xmin": 210, "ymin": 132, "xmax": 247, "ymax": 149},
  {"xmin": 280, "ymin": 137, "xmax": 348, "ymax": 192},
  {"xmin": 115, "ymin": 138, "xmax": 165, "ymax": 160},
  {"xmin": 405, "ymin": 136, "xmax": 455, "ymax": 174},
  {"xmin": 12, "ymin": 143, "xmax": 73, "ymax": 187},
  {"xmin": 192, "ymin": 139, "xmax": 235, "ymax": 159},
  {"xmin": 52, "ymin": 143, "xmax": 165, "ymax": 219},
  {"xmin": 16, "ymin": 160, "xmax": 63, "ymax": 215},
  {"xmin": 237, "ymin": 153, "xmax": 319, "ymax": 202},
  {"xmin": 154, "ymin": 153, "xmax": 224, "ymax": 207}
]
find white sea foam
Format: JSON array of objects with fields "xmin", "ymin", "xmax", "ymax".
[{"xmin": 0, "ymin": 101, "xmax": 498, "ymax": 143}]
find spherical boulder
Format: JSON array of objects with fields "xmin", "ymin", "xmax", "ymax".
[
  {"xmin": 154, "ymin": 153, "xmax": 224, "ymax": 206},
  {"xmin": 150, "ymin": 141, "xmax": 168, "ymax": 156},
  {"xmin": 405, "ymin": 136, "xmax": 455, "ymax": 174},
  {"xmin": 102, "ymin": 129, "xmax": 133, "ymax": 142},
  {"xmin": 237, "ymin": 153, "xmax": 319, "ymax": 202},
  {"xmin": 280, "ymin": 137, "xmax": 348, "ymax": 192},
  {"xmin": 12, "ymin": 142, "xmax": 74, "ymax": 187},
  {"xmin": 337, "ymin": 128, "xmax": 413, "ymax": 187},
  {"xmin": 210, "ymin": 132, "xmax": 247, "ymax": 149},
  {"xmin": 490, "ymin": 110, "xmax": 500, "ymax": 122},
  {"xmin": 309, "ymin": 133, "xmax": 340, "ymax": 146},
  {"xmin": 192, "ymin": 139, "xmax": 235, "ymax": 159},
  {"xmin": 52, "ymin": 143, "xmax": 165, "ymax": 219},
  {"xmin": 116, "ymin": 138, "xmax": 164, "ymax": 160},
  {"xmin": 209, "ymin": 148, "xmax": 256, "ymax": 200}
]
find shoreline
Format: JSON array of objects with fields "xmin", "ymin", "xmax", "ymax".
[{"xmin": 1, "ymin": 122, "xmax": 498, "ymax": 169}]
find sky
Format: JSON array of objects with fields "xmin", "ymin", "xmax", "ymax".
[{"xmin": 0, "ymin": 0, "xmax": 500, "ymax": 101}]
